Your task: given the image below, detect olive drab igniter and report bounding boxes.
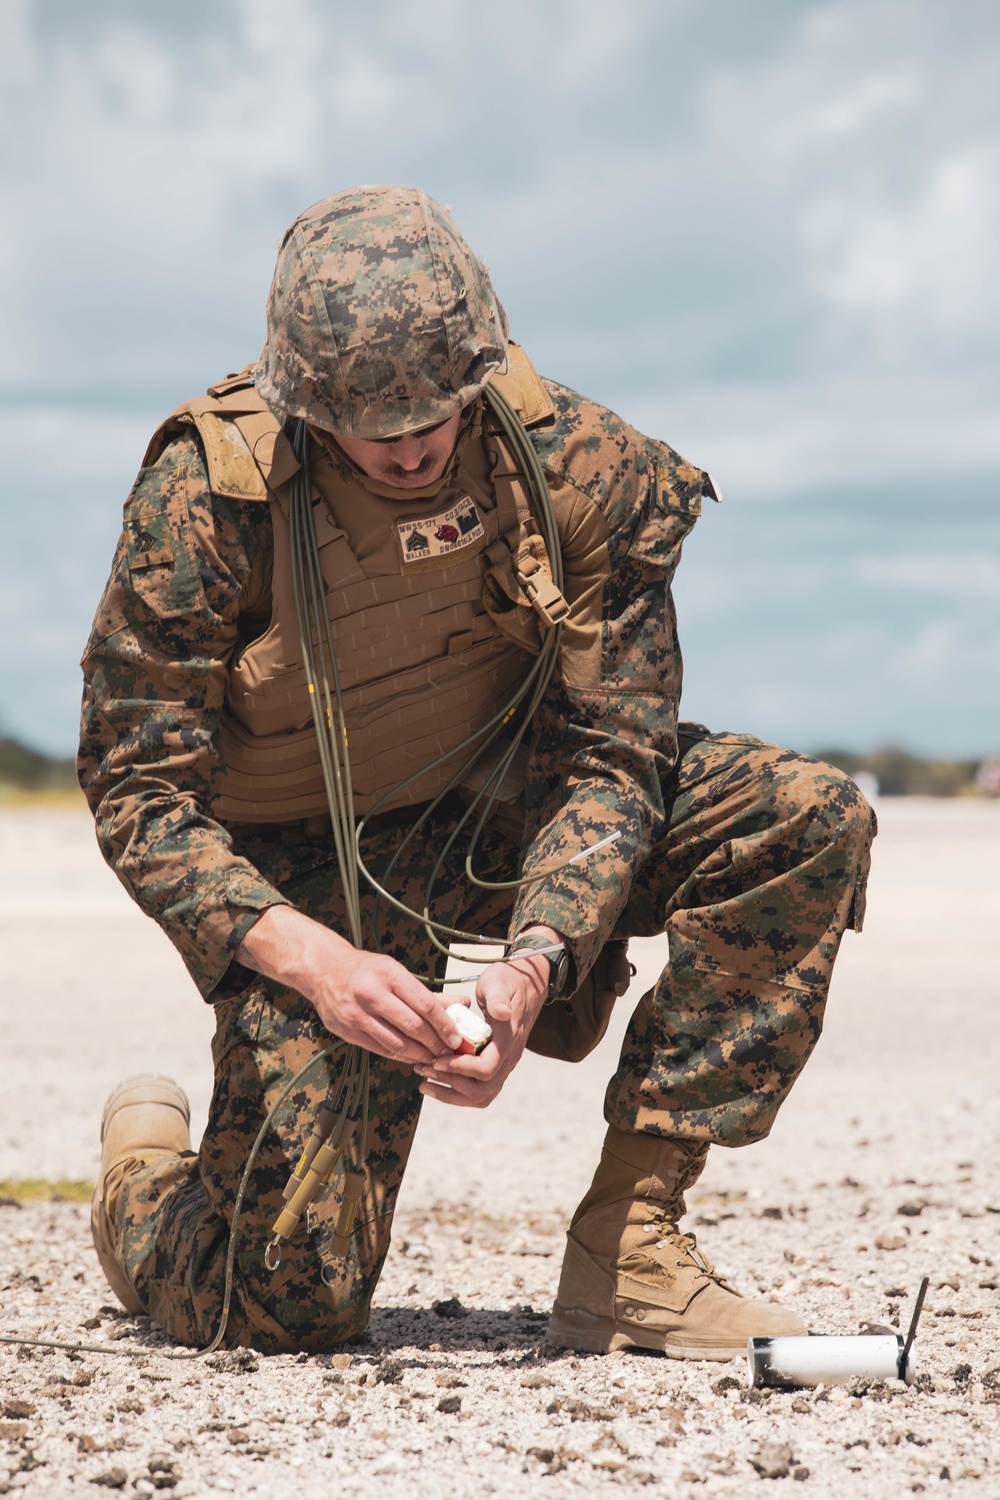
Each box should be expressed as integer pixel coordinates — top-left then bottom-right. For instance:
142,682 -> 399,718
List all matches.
265,1052 -> 370,1273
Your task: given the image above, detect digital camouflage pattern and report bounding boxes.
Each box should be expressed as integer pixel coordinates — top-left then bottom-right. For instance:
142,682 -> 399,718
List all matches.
81,370 -> 874,1349
256,186 -> 509,440
109,730 -> 872,1350
79,379 -> 708,997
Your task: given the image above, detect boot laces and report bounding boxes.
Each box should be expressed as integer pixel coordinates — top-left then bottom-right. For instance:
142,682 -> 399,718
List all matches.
645,1210 -> 725,1282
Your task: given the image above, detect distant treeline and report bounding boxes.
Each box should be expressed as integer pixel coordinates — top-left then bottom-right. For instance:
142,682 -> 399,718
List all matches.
815,745 -> 992,797
0,737 -> 78,792
0,734 -> 996,799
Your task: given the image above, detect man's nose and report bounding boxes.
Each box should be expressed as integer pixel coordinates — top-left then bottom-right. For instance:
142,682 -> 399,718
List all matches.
392,435 -> 428,470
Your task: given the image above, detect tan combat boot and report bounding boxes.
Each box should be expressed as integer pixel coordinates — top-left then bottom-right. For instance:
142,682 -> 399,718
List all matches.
547,1127 -> 806,1360
90,1074 -> 191,1314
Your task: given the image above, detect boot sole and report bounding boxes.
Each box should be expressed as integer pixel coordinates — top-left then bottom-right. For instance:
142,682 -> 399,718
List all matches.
100,1073 -> 191,1143
547,1302 -> 745,1361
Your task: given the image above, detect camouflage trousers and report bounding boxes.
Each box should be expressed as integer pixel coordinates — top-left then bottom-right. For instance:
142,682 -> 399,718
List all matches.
113,726 -> 874,1351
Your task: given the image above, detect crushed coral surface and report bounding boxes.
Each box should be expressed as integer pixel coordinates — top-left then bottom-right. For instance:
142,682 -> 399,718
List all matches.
1,800 -> 999,1497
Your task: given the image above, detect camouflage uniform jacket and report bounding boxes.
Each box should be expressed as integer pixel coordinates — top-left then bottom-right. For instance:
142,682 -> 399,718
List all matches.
78,379 -> 714,998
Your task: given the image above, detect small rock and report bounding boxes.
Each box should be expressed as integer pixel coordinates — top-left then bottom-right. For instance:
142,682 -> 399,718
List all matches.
0,1421 -> 28,1440
897,1201 -> 925,1217
793,1467 -> 810,1481
711,1376 -> 741,1396
371,1452 -> 406,1474
432,1297 -> 467,1320
3,1402 -> 35,1419
81,1316 -> 103,1330
90,1470 -> 128,1490
227,1428 -> 249,1445
207,1348 -> 258,1374
437,1395 -> 462,1414
331,1353 -> 353,1370
375,1359 -> 404,1385
751,1443 -> 794,1480
434,1372 -> 466,1388
521,1372 -> 552,1388
761,1206 -> 784,1220
875,1234 -> 907,1252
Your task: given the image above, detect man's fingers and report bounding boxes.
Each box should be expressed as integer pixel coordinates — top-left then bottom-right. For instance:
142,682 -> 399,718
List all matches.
375,994 -> 454,1058
355,1017 -> 440,1066
417,1039 -> 502,1081
388,967 -> 463,1049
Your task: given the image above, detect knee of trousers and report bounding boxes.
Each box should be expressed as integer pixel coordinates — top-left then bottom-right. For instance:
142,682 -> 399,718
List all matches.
771,756 -> 875,856
226,1228 -> 387,1354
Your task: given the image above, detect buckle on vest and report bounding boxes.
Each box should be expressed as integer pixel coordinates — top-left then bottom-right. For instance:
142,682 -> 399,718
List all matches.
516,552 -> 570,628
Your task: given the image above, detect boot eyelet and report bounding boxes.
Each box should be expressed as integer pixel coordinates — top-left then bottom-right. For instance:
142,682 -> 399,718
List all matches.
623,1304 -> 636,1318
635,1309 -> 646,1321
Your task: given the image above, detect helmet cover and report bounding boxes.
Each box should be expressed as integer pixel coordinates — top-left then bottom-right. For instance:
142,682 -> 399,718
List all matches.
255,185 -> 509,439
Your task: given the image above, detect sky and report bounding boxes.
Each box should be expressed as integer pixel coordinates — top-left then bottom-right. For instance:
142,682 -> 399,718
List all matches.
1,0 -> 997,758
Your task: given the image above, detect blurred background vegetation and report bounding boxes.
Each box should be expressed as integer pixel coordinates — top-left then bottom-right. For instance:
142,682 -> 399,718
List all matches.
1,732 -> 996,802
0,735 -> 79,800
815,746 -> 994,798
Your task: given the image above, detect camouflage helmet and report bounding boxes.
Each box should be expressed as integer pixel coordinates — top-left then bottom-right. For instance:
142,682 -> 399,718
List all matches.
255,185 -> 509,440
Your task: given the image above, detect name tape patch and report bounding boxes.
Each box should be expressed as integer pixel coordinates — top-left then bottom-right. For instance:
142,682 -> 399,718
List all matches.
396,496 -> 485,563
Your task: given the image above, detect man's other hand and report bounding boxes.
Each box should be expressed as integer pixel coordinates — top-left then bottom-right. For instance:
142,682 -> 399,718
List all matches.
413,926 -> 559,1108
237,905 -> 462,1065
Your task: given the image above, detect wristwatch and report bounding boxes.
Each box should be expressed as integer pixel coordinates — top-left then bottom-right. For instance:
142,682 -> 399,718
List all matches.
507,931 -> 571,1000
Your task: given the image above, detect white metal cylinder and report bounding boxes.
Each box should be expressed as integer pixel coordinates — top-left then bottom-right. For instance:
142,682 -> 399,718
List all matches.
747,1334 -> 914,1389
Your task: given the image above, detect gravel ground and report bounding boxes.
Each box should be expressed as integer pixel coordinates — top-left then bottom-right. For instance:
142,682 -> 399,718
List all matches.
1,797 -> 999,1498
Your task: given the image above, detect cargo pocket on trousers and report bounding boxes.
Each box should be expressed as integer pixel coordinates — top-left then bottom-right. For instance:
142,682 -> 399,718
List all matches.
211,986 -> 268,1070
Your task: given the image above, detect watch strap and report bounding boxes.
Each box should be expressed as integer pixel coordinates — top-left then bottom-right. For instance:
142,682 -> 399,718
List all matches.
507,933 -> 570,999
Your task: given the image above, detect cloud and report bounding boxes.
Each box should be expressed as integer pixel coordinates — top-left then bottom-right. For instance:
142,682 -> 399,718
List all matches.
1,0 -> 997,755
855,553 -> 1000,599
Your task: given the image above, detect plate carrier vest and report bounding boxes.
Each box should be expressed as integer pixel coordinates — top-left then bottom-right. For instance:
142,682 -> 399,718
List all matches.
143,345 -> 565,824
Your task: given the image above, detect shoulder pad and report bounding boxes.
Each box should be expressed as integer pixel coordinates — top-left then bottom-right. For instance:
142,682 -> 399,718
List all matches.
489,341 -> 555,427
141,373 -> 297,502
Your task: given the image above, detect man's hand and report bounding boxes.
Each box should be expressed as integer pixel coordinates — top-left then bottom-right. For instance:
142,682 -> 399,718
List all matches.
414,925 -> 561,1109
237,905 -> 463,1066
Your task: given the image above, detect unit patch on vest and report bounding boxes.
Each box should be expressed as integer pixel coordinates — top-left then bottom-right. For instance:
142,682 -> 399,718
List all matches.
395,497 -> 485,567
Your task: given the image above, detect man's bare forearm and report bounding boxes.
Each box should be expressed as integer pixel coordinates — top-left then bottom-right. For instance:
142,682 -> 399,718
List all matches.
236,904 -> 354,1003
